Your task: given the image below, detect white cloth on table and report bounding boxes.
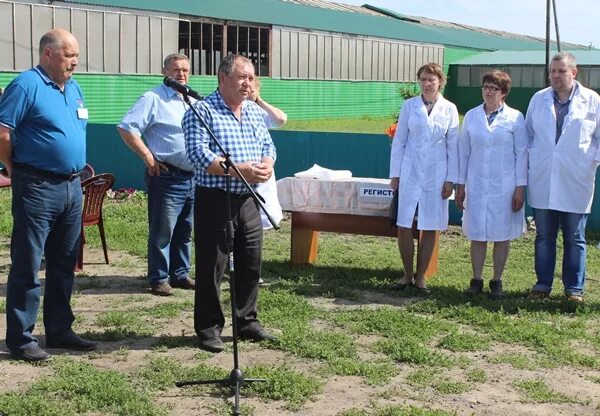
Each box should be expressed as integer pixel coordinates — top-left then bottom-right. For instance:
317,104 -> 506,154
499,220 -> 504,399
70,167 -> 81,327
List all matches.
294,164 -> 352,181
277,176 -> 393,217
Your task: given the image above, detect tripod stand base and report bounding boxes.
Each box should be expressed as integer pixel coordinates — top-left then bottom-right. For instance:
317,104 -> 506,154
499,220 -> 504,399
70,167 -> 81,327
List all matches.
176,367 -> 267,416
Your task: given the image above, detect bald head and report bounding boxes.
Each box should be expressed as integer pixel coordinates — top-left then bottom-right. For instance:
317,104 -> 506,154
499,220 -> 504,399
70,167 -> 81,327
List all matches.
38,29 -> 80,89
39,29 -> 75,57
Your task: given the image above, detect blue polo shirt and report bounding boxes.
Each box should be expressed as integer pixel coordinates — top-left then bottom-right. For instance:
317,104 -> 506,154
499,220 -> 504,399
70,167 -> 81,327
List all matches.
0,65 -> 86,174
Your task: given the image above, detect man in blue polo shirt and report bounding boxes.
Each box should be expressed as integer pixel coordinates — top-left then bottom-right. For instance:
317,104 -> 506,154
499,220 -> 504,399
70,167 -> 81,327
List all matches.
0,28 -> 97,362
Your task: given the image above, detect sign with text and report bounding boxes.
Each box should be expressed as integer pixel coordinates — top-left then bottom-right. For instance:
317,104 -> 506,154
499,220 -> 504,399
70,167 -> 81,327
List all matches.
358,186 -> 394,204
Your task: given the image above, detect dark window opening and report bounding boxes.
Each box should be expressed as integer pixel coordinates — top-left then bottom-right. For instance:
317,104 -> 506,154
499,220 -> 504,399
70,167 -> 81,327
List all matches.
181,21 -> 269,76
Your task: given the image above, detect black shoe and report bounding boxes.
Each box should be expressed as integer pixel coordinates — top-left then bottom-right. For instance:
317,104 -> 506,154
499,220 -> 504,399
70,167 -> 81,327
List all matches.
238,325 -> 277,342
46,331 -> 97,351
170,277 -> 195,290
465,278 -> 484,296
489,280 -> 504,300
415,286 -> 431,295
10,344 -> 51,362
198,336 -> 224,353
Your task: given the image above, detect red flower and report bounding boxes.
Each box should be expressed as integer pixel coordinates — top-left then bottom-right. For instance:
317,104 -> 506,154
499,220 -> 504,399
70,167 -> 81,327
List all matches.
385,123 -> 397,139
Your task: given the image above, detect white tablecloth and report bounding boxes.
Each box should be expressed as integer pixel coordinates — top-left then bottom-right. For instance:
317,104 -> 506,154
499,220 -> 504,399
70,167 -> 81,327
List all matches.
276,177 -> 393,217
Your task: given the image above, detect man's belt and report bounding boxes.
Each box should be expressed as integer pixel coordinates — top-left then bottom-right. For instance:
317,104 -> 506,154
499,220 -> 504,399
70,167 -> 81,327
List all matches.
160,161 -> 194,176
13,162 -> 85,181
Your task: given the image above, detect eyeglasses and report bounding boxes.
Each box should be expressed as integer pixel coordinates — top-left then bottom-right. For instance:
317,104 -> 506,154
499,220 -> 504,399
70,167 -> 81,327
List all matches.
481,85 -> 501,92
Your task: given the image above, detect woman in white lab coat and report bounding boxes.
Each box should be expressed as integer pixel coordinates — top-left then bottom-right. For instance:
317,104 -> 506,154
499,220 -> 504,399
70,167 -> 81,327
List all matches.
455,70 -> 527,299
389,63 -> 459,292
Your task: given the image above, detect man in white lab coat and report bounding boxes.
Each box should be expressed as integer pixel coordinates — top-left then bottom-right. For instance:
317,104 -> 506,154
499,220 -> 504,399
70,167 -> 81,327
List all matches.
526,52 -> 600,302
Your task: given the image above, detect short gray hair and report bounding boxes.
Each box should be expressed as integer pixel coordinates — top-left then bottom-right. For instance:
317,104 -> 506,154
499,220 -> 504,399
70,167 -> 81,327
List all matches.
552,52 -> 577,70
218,54 -> 252,76
163,53 -> 189,70
39,31 -> 64,56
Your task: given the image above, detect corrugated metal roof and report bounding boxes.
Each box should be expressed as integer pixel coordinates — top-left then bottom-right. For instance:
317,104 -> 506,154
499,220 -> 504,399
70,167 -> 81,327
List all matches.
284,0 -> 383,16
60,0 -> 573,51
287,0 -> 585,50
453,50 -> 600,65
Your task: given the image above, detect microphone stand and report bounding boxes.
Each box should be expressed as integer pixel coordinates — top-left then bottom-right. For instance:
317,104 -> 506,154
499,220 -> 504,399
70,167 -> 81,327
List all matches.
175,91 -> 278,416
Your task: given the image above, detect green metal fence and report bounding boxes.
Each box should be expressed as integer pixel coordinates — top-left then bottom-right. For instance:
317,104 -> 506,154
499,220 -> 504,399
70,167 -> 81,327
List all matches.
0,72 -> 408,122
86,124 -> 392,189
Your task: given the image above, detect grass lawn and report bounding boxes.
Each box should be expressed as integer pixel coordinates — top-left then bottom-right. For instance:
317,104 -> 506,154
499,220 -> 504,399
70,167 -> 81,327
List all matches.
0,187 -> 599,415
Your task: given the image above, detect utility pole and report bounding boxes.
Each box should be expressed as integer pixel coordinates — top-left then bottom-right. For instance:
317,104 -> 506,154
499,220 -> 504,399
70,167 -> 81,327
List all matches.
545,0 -> 551,86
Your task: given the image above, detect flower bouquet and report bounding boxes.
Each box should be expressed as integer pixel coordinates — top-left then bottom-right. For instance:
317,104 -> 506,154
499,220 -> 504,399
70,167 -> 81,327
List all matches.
385,122 -> 397,140
107,187 -> 136,202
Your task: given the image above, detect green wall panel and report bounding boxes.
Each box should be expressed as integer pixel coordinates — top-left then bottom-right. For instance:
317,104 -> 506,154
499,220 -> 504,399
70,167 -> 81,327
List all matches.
0,73 -> 18,89
2,71 -> 412,122
442,47 -> 484,73
255,78 -> 410,120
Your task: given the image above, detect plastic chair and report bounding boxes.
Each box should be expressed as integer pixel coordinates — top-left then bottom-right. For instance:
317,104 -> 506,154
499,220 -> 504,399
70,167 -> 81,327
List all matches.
0,167 -> 10,188
80,163 -> 95,183
0,175 -> 10,188
76,173 -> 115,271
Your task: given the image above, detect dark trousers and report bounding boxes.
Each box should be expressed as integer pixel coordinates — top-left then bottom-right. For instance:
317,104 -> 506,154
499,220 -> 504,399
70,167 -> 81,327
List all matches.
193,186 -> 263,340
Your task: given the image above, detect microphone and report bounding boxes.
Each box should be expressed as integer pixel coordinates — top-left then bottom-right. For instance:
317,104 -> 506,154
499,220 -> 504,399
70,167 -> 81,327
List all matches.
163,77 -> 203,101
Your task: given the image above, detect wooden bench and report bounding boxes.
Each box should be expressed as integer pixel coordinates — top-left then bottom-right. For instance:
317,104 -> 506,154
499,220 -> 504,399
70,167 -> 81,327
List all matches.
289,211 -> 439,278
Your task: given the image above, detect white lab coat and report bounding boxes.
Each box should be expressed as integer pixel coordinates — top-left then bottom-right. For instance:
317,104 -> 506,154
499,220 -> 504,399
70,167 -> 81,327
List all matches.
526,82 -> 600,214
389,95 -> 459,230
458,104 -> 527,241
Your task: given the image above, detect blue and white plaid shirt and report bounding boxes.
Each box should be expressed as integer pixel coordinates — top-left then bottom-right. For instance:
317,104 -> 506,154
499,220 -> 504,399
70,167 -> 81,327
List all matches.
183,90 -> 276,194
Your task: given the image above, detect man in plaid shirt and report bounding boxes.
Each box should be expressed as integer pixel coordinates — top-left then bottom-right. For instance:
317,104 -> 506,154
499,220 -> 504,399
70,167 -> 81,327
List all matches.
182,54 -> 277,353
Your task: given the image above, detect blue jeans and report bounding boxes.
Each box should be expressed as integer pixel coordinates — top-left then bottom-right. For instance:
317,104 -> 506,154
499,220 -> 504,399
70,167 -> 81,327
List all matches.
145,169 -> 194,287
5,167 -> 82,353
533,208 -> 587,296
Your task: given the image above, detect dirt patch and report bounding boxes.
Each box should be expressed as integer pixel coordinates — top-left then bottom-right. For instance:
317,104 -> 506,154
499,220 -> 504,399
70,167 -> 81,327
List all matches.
1,244 -> 600,415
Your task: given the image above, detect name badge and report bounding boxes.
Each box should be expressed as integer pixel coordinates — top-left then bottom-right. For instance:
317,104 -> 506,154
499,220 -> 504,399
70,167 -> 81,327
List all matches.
77,108 -> 89,119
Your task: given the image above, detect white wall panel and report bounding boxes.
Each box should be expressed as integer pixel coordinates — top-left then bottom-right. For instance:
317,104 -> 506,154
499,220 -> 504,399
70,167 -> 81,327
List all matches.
0,2 -> 14,70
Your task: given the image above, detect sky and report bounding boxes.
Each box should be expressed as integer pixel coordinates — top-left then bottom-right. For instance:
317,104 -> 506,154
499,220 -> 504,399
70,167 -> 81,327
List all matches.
340,0 -> 599,49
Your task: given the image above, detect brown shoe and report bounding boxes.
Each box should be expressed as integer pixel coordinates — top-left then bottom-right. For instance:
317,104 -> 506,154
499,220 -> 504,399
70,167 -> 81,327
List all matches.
527,290 -> 550,301
170,277 -> 195,290
566,294 -> 584,303
151,282 -> 174,296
